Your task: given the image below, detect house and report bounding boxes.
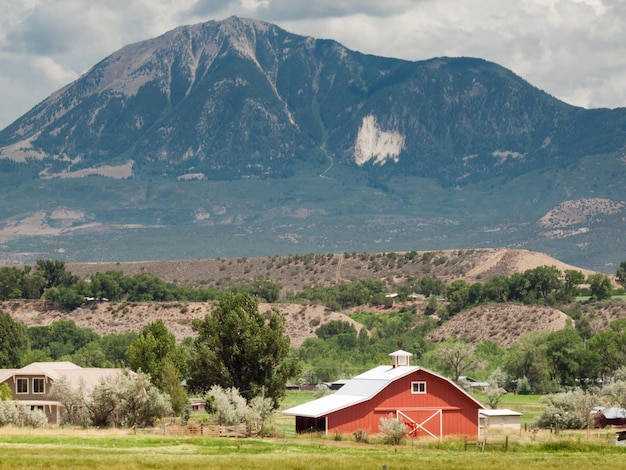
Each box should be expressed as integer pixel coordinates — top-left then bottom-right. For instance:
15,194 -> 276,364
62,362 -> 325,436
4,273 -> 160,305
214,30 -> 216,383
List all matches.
594,407 -> 626,429
0,362 -> 127,425
189,398 -> 206,412
283,350 -> 485,439
479,409 -> 522,432
459,376 -> 490,390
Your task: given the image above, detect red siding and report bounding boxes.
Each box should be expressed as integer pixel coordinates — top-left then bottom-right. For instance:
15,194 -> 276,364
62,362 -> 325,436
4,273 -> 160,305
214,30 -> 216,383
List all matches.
325,370 -> 480,437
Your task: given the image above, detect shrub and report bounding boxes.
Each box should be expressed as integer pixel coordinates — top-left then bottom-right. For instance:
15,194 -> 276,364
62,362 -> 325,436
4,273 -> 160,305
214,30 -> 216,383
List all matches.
16,405 -> 48,428
378,414 -> 407,445
0,400 -> 18,426
353,428 -> 369,443
49,376 -> 91,427
90,371 -> 172,428
205,385 -> 247,425
313,383 -> 332,399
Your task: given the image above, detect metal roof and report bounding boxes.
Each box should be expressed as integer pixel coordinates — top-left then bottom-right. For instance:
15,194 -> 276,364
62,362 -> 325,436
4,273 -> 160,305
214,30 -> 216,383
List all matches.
283,364 -> 484,418
601,407 -> 626,420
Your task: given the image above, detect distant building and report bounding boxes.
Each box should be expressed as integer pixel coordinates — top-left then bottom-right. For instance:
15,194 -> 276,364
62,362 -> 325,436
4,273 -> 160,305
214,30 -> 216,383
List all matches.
594,407 -> 626,429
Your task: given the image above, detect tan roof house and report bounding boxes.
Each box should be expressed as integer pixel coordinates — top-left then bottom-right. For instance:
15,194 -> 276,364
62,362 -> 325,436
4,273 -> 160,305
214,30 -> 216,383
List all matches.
0,362 -> 127,425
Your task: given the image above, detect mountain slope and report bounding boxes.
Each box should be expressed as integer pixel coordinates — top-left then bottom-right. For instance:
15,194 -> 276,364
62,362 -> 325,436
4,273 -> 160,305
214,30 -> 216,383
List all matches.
0,17 -> 625,270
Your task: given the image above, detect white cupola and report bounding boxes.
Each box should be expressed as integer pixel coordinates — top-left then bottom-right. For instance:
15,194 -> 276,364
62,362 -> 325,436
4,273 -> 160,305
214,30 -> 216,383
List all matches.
389,349 -> 412,368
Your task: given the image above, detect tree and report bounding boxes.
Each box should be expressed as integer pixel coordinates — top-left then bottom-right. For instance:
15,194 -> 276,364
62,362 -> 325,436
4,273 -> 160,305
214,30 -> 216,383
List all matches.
587,273 -> 613,301
0,310 -> 30,368
504,331 -> 553,394
28,319 -> 99,360
126,320 -> 177,388
0,383 -> 12,401
545,327 -> 584,387
316,320 -> 357,339
562,269 -> 585,301
446,280 -> 470,316
160,358 -> 188,417
616,261 -> 626,289
188,292 -> 301,407
44,286 -> 84,311
0,267 -> 25,300
524,266 -> 563,303
483,275 -> 509,302
430,339 -> 480,382
483,384 -> 507,409
35,259 -> 78,289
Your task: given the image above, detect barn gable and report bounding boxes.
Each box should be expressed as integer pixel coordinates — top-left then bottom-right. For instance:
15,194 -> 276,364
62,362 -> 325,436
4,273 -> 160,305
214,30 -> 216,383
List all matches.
284,350 -> 484,439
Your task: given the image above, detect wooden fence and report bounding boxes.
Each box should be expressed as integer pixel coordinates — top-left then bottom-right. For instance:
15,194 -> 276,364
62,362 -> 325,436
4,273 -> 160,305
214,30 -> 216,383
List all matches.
164,422 -> 256,437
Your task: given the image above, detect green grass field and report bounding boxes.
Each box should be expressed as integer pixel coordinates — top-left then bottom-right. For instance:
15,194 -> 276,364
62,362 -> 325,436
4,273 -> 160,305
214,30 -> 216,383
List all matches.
0,426 -> 624,470
1,392 -> 624,469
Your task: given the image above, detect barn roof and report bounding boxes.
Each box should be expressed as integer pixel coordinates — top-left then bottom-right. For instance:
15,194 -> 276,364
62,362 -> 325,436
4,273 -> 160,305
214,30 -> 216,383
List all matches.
600,407 -> 626,420
283,364 -> 484,418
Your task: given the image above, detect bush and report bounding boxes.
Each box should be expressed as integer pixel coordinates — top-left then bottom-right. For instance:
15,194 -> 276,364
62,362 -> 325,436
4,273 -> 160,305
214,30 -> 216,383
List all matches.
378,414 -> 407,445
0,400 -> 18,426
16,406 -> 48,428
353,428 -> 369,443
90,371 -> 172,428
535,390 -> 593,429
205,385 -> 247,425
0,402 -> 48,428
313,383 -> 332,399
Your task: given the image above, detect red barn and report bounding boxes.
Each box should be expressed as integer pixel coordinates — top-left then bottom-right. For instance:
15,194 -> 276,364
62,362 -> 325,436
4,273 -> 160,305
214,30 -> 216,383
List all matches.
283,350 -> 484,439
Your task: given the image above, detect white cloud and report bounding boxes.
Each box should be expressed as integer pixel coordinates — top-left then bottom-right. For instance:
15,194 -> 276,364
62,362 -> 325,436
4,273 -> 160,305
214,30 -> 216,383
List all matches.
1,0 -> 625,130
32,56 -> 78,83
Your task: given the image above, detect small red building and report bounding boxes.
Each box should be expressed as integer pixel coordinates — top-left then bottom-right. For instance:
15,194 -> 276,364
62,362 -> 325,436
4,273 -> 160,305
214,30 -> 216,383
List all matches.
283,350 -> 484,439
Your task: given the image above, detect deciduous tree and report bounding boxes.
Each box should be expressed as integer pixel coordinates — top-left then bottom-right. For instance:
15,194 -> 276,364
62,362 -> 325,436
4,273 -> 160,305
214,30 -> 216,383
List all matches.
188,292 -> 300,407
0,310 -> 29,368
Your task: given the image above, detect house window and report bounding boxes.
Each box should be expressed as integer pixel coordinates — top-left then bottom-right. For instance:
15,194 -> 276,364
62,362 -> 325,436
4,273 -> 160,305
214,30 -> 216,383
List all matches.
411,381 -> 426,394
33,378 -> 45,394
17,378 -> 28,394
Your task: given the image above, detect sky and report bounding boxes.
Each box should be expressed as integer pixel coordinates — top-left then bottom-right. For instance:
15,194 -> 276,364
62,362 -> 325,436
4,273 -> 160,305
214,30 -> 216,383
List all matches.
1,0 -> 625,131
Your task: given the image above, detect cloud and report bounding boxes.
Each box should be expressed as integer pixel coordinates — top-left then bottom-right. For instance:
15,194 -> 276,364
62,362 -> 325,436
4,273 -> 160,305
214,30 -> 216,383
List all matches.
189,0 -> 420,20
32,56 -> 78,83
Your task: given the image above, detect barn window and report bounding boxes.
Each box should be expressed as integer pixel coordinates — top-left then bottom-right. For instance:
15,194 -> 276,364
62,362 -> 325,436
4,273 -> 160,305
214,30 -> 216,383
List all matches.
33,378 -> 45,394
411,381 -> 426,394
17,378 -> 28,394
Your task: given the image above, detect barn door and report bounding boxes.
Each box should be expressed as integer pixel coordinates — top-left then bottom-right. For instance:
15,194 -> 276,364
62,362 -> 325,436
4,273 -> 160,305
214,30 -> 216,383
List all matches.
396,409 -> 442,440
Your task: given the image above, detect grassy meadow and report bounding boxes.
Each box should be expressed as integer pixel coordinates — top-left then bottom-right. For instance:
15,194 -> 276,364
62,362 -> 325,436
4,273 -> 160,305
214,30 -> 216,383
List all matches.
0,425 -> 624,470
1,391 -> 624,469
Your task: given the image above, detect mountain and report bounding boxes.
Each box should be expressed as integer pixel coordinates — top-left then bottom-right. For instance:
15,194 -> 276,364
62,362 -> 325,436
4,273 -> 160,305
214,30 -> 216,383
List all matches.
0,16 -> 625,271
